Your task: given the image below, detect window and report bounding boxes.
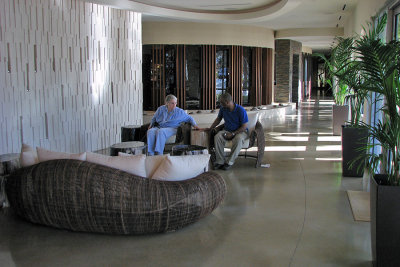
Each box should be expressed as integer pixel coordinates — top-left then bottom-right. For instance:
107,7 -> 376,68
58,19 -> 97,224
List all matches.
164,45 -> 176,96
185,45 -> 201,110
242,47 -> 252,106
394,5 -> 400,40
216,47 -> 229,100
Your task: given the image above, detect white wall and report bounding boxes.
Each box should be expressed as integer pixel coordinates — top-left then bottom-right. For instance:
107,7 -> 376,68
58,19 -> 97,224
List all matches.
344,0 -> 388,36
143,21 -> 275,48
0,0 -> 142,154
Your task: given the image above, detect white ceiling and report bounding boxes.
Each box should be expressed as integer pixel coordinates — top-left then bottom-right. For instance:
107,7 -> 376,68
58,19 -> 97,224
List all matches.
95,0 -> 360,52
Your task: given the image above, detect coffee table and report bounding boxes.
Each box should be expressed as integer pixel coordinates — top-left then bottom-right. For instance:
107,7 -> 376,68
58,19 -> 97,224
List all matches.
110,141 -> 147,156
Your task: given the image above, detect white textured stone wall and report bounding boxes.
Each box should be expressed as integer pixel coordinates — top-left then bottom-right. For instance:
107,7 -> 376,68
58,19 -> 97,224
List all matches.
0,0 -> 142,154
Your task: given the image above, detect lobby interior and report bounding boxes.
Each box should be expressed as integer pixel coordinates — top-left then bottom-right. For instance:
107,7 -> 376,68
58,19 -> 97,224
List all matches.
1,0 -> 399,266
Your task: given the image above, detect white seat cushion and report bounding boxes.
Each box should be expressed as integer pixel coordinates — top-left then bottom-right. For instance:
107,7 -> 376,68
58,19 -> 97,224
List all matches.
247,111 -> 259,133
20,144 -> 39,167
37,147 -> 87,162
87,152 -> 147,177
165,135 -> 176,144
151,154 -> 210,181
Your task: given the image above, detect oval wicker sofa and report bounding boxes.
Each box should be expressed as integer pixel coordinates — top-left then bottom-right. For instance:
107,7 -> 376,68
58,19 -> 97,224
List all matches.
6,159 -> 226,235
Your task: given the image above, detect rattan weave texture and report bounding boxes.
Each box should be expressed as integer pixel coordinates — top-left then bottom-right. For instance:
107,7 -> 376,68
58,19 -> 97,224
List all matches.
6,159 -> 226,234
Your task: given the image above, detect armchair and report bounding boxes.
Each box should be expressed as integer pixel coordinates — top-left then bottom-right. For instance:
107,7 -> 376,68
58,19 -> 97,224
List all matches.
209,112 -> 265,168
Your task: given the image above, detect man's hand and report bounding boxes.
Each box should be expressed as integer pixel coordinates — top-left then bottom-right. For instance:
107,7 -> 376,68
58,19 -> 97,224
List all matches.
223,132 -> 235,140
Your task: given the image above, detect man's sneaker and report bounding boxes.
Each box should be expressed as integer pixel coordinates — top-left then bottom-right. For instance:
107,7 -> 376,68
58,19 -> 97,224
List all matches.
222,163 -> 232,170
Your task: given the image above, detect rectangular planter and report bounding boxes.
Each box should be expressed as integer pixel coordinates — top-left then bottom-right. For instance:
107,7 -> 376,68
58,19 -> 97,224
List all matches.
332,105 -> 349,135
371,175 -> 400,266
342,126 -> 368,177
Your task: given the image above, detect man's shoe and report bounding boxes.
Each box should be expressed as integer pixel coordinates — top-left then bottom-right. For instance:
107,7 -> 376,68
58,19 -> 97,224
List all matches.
222,163 -> 232,170
213,163 -> 224,170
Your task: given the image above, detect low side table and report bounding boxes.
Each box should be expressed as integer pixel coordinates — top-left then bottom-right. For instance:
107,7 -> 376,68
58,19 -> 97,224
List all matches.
121,125 -> 142,142
1,153 -> 20,208
110,141 -> 147,156
171,145 -> 208,156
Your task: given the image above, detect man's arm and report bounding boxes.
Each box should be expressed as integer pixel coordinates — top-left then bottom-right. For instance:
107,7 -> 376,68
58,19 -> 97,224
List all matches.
149,107 -> 162,129
233,123 -> 248,135
206,117 -> 223,131
224,122 -> 248,139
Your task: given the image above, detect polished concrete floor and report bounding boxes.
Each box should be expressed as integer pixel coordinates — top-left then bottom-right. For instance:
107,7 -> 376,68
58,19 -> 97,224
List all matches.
0,97 -> 371,267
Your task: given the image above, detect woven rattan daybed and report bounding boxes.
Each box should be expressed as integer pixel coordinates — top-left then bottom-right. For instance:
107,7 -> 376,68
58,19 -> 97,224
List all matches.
6,159 -> 226,234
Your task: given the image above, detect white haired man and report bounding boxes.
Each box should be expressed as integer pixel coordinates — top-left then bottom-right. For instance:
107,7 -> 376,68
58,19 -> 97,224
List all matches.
147,95 -> 200,156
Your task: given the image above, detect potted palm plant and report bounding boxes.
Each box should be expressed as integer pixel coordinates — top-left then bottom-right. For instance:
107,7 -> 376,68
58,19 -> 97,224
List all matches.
317,42 -> 350,136
318,36 -> 369,176
352,14 -> 400,266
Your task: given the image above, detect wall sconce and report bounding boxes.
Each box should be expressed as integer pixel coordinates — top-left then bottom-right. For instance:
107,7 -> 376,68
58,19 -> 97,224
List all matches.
151,63 -> 163,81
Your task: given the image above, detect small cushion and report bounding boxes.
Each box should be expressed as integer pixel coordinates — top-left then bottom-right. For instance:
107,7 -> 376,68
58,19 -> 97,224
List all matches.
20,144 -> 39,167
118,153 -> 169,178
87,152 -> 146,177
247,111 -> 259,133
144,154 -> 168,178
36,147 -> 86,162
151,154 -> 210,181
165,135 -> 176,144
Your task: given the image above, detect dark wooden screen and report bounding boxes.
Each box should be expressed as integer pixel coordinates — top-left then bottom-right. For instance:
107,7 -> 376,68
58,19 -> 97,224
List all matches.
230,46 -> 243,105
176,45 -> 186,108
251,47 -> 262,106
151,45 -> 165,109
262,48 -> 273,105
201,45 -> 216,110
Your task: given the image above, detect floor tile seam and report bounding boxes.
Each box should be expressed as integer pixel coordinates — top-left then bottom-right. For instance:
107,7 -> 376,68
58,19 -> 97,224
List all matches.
288,160 -> 308,267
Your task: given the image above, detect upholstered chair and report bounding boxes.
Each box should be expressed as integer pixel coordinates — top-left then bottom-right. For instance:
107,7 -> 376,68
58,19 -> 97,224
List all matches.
209,112 -> 265,167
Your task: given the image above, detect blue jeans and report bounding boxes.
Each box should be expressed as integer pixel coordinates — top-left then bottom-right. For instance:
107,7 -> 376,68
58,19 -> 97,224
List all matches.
147,127 -> 177,155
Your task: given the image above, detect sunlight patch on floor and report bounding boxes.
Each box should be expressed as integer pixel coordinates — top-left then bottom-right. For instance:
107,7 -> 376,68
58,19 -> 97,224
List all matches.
264,146 -> 307,152
317,136 -> 341,142
316,145 -> 342,151
315,157 -> 342,161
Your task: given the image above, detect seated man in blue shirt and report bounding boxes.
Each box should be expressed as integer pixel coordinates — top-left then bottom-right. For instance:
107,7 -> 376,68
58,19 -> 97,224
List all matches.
207,93 -> 249,170
147,95 -> 200,156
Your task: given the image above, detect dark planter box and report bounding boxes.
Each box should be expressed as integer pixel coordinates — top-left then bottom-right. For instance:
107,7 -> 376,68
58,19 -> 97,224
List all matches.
371,175 -> 400,267
342,126 -> 368,177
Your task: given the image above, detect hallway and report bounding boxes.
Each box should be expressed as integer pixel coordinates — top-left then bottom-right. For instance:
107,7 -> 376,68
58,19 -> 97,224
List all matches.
0,97 -> 371,267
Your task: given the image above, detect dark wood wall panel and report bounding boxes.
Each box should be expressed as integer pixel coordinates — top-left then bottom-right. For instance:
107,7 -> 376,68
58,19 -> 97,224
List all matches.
201,45 -> 216,110
146,44 -> 275,110
176,45 -> 186,108
262,48 -> 273,105
230,46 -> 243,105
252,47 -> 262,106
151,45 -> 165,109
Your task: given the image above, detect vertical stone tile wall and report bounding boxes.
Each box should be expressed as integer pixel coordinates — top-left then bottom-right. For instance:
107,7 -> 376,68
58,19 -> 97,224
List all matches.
0,0 -> 142,154
275,39 -> 291,102
291,41 -> 302,104
275,39 -> 302,103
